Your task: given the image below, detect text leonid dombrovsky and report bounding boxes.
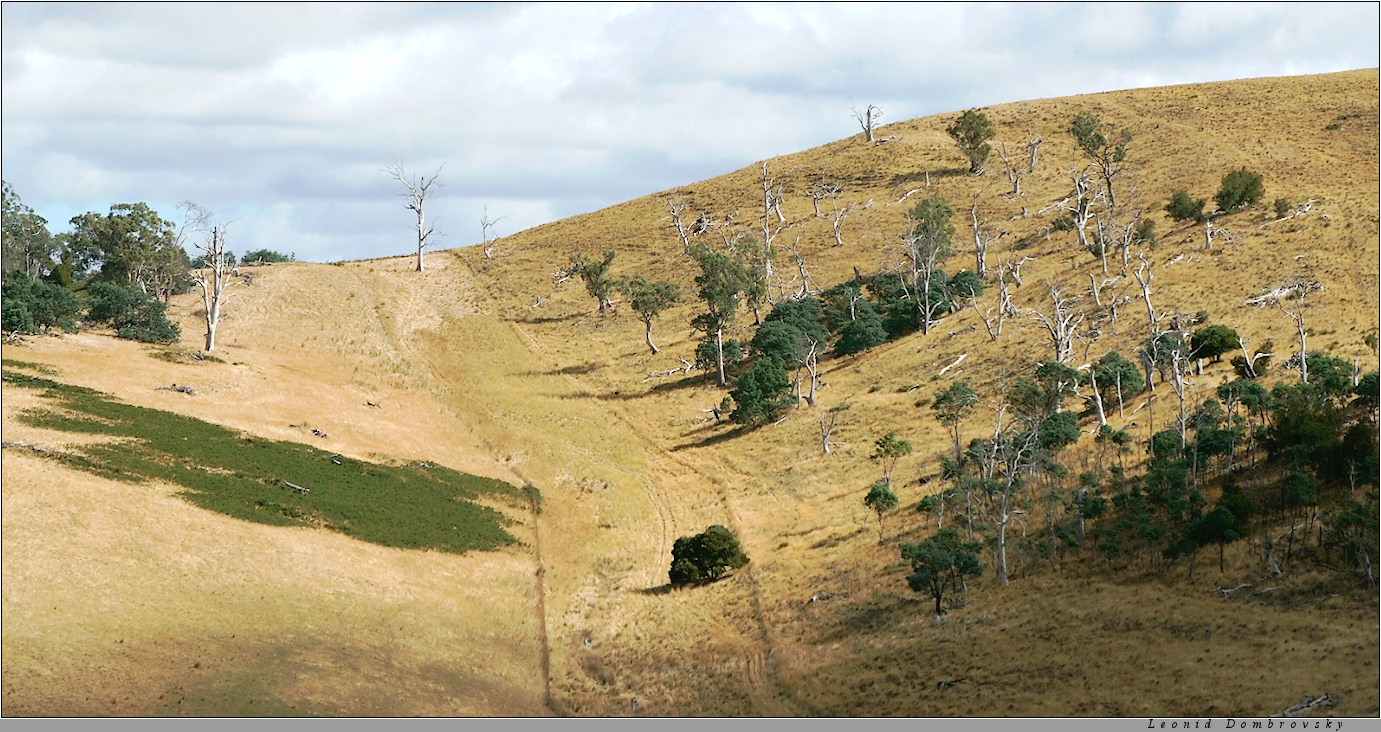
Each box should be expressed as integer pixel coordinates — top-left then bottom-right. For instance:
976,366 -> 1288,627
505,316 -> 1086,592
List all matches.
1147,721 -> 1344,729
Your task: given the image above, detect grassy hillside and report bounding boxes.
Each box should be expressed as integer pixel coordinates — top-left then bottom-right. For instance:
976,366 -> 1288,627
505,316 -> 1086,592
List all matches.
3,69 -> 1377,717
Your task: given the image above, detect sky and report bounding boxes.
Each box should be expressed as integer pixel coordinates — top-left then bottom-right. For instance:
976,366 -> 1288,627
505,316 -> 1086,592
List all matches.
2,2 -> 1378,264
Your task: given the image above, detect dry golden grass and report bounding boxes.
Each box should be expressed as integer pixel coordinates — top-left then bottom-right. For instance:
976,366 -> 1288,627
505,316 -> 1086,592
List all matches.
3,69 -> 1377,717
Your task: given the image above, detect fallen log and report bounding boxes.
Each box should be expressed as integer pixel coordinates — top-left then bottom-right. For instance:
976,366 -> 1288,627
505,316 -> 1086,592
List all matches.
1272,694 -> 1335,718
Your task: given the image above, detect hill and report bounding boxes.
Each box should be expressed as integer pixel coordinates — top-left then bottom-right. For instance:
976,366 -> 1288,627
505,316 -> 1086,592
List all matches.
2,69 -> 1378,717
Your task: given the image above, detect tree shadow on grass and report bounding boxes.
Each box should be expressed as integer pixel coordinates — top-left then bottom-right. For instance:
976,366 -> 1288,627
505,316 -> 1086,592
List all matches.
889,168 -> 969,187
671,423 -> 752,451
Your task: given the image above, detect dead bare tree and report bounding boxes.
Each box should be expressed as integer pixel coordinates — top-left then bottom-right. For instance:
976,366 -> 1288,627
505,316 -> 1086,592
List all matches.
383,162 -> 444,272
808,174 -> 843,217
1028,281 -> 1084,364
997,142 -> 1022,196
480,206 -> 506,259
829,200 -> 859,248
970,265 -> 1016,341
1275,275 -> 1321,384
852,104 -> 882,144
666,198 -> 696,255
1066,170 -> 1098,253
969,183 -> 1003,278
1132,253 -> 1158,331
1026,122 -> 1043,174
788,240 -> 821,297
189,217 -> 235,353
820,403 -> 850,455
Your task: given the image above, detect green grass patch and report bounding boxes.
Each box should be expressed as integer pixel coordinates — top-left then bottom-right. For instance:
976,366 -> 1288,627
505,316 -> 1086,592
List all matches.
3,368 -> 523,553
1,358 -> 58,375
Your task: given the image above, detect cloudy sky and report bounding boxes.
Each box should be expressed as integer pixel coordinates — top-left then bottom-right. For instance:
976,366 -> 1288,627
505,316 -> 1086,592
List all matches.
3,2 -> 1377,263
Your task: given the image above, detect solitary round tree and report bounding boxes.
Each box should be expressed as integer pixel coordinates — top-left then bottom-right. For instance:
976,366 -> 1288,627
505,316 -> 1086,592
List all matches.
946,109 -> 997,174
1215,168 -> 1265,213
669,525 -> 750,586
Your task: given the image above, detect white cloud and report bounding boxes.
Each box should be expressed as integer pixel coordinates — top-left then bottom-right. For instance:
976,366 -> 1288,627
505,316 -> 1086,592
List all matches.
2,2 -> 1376,263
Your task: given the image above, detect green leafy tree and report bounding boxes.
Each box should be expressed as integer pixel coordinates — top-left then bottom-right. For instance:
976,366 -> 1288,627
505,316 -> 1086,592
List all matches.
564,249 -> 619,315
901,528 -> 984,615
863,479 -> 900,543
946,109 -> 997,174
0,270 -> 80,334
833,299 -> 887,355
1190,324 -> 1240,363
669,525 -> 749,586
84,281 -> 181,344
932,381 -> 979,460
1166,190 -> 1208,223
904,195 -> 956,334
690,245 -> 751,387
1215,167 -> 1265,213
730,354 -> 793,425
871,431 -> 913,484
1069,113 -> 1132,207
621,275 -> 680,354
947,269 -> 984,302
1091,351 -> 1145,417
66,202 -> 190,300
239,249 -> 294,265
2,181 -> 56,280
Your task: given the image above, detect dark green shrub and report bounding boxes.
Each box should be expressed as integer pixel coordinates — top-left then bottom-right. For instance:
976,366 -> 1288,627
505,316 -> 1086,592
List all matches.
1166,190 -> 1207,223
695,338 -> 742,373
1190,324 -> 1239,363
1,271 -> 80,334
1274,198 -> 1292,219
84,281 -> 180,344
669,525 -> 749,586
948,269 -> 984,301
730,354 -> 793,425
834,300 -> 887,355
239,249 -> 294,264
1215,168 -> 1265,213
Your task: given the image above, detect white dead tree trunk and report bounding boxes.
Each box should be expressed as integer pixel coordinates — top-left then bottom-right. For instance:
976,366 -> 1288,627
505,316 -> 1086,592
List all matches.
809,176 -> 842,217
829,201 -> 857,248
789,241 -> 821,297
970,266 -> 1016,341
1067,171 -> 1098,253
384,162 -> 443,272
970,183 -> 1002,278
1132,253 -> 1158,331
1276,277 -> 1320,384
1026,123 -> 1043,174
1028,281 -> 1084,364
192,222 -> 234,353
666,198 -> 696,255
820,403 -> 849,455
998,142 -> 1022,196
852,104 -> 882,143
480,207 -> 505,259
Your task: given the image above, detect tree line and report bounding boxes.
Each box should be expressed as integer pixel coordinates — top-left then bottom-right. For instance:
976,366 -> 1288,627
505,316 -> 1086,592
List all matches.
2,182 -> 292,349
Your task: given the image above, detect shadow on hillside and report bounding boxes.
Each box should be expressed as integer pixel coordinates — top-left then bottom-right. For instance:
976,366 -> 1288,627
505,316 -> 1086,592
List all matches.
558,389 -> 643,402
521,362 -> 604,377
671,423 -> 752,451
813,596 -> 917,643
639,584 -> 674,596
647,374 -> 709,394
515,314 -> 582,325
889,168 -> 968,187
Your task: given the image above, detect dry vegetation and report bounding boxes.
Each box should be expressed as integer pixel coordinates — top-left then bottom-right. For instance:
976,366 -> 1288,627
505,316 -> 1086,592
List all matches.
3,69 -> 1378,717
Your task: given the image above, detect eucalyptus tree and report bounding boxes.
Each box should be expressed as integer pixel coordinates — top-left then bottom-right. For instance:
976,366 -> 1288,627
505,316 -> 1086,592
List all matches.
622,275 -> 680,354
